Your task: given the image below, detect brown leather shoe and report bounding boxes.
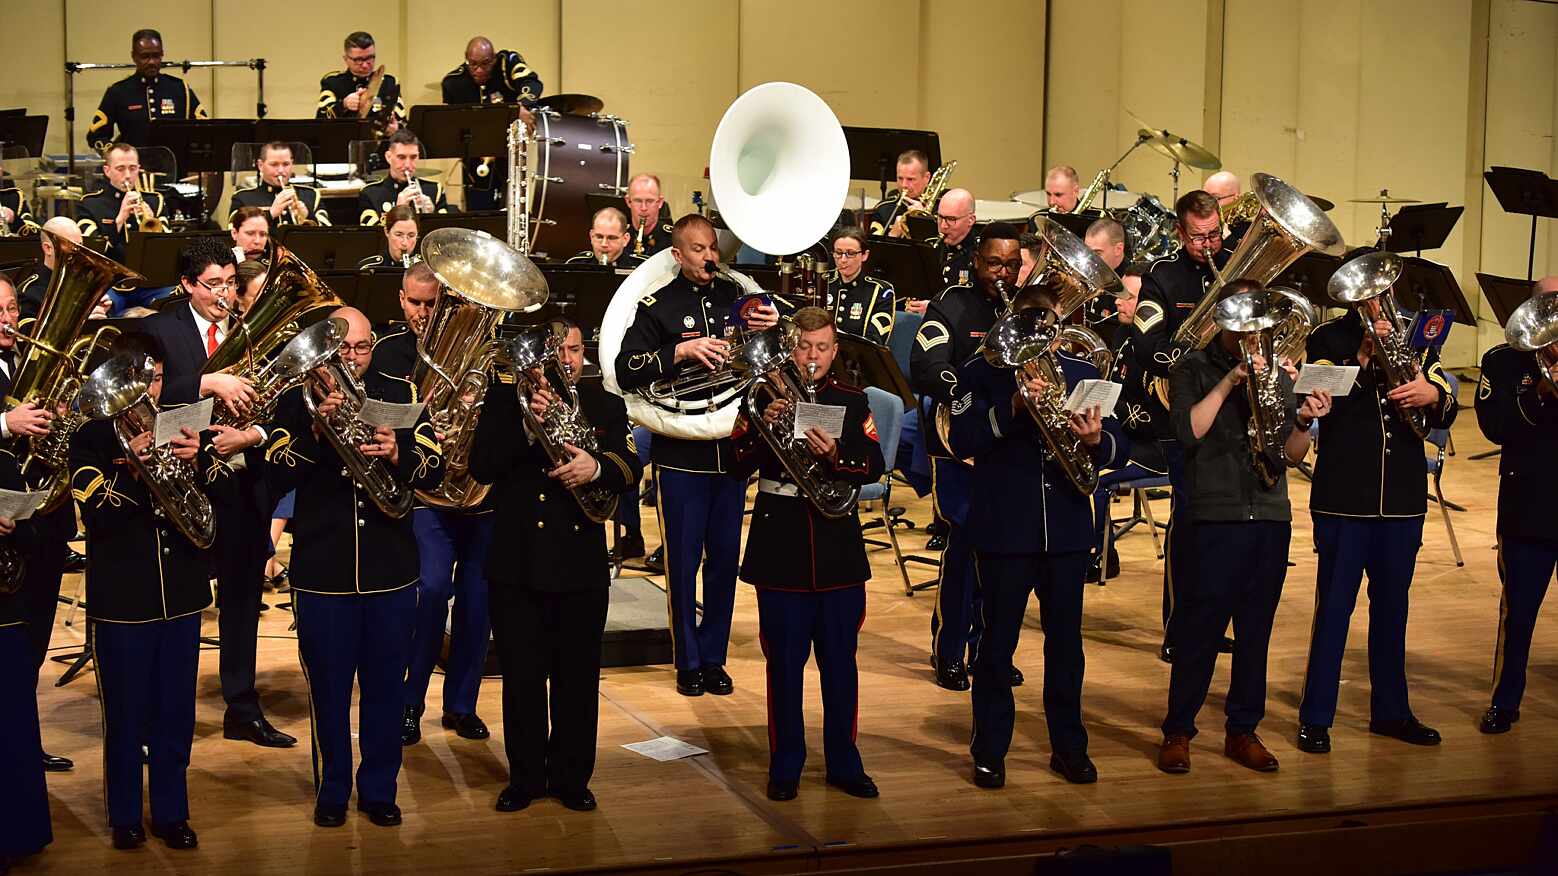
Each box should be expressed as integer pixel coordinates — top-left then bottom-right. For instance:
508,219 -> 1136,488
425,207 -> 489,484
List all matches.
1224,732 -> 1279,772
1157,735 -> 1191,774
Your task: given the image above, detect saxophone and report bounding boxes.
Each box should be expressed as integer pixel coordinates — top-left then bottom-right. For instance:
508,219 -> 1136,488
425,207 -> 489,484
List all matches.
742,334 -> 861,518
1327,251 -> 1429,439
506,324 -> 619,523
76,353 -> 215,548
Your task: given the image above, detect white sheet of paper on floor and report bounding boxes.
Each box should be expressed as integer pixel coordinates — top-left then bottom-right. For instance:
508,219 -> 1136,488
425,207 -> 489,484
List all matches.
623,735 -> 709,762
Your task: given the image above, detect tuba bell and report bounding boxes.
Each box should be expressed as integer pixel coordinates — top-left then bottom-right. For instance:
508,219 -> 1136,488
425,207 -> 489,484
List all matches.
76,352 -> 215,548
415,227 -> 549,509
1213,288 -> 1313,488
1327,252 -> 1429,439
1174,173 -> 1344,353
600,81 -> 850,442
1504,290 -> 1558,391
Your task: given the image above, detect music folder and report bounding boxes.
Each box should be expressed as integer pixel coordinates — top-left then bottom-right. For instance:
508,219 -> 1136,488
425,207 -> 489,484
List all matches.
866,237 -> 942,301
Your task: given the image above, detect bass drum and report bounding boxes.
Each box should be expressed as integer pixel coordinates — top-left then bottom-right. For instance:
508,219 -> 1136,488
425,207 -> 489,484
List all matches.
1120,194 -> 1181,269
527,110 -> 633,259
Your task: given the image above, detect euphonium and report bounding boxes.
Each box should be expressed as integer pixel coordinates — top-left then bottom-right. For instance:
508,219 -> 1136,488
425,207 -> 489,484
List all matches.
1173,173 -> 1344,353
1213,289 -> 1310,489
743,331 -> 860,518
506,116 -> 531,253
1327,251 -> 1429,439
202,240 -> 343,432
297,318 -> 414,518
506,323 -> 619,523
1220,191 -> 1261,229
416,227 -> 549,509
4,229 -> 141,510
76,353 -> 215,548
1503,290 -> 1558,391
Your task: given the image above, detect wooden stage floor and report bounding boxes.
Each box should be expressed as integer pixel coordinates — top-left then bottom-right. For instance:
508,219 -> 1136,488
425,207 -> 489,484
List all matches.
20,387 -> 1558,874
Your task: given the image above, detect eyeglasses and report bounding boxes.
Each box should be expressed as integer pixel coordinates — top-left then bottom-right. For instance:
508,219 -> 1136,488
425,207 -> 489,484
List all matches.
1184,231 -> 1221,245
388,231 -> 417,242
936,214 -> 972,225
195,277 -> 237,292
831,250 -> 863,259
340,341 -> 374,355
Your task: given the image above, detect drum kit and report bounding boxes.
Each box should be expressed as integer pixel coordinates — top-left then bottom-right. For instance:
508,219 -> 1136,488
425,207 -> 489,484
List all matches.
522,92 -> 634,258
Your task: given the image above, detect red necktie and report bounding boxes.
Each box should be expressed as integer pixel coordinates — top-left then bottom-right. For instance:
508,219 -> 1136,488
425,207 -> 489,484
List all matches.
206,322 -> 220,357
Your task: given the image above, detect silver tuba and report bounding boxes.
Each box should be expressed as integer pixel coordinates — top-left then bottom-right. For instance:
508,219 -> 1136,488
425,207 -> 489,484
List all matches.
599,81 -> 850,441
76,353 -> 215,549
1505,290 -> 1558,391
297,318 -> 414,518
1327,252 -> 1429,438
742,331 -> 861,518
415,227 -> 549,509
505,323 -> 619,523
1214,289 -> 1312,488
1174,173 -> 1344,352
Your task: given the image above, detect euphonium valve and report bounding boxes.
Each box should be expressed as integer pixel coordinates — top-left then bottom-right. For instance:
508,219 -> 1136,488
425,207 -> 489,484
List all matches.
1327,252 -> 1429,439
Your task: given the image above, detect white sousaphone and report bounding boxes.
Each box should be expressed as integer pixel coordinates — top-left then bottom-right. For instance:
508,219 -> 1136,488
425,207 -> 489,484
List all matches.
598,81 -> 851,439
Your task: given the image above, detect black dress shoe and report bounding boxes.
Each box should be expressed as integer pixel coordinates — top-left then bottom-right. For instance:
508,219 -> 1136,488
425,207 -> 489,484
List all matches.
63,547 -> 87,573
935,658 -> 970,692
926,519 -> 948,537
1159,643 -> 1174,664
357,802 -> 402,827
1010,665 -> 1025,687
643,546 -> 665,573
41,752 -> 73,772
224,716 -> 297,748
1480,706 -> 1519,735
1105,546 -> 1120,579
495,786 -> 534,812
675,669 -> 704,697
554,789 -> 597,811
1049,751 -> 1098,784
1085,560 -> 1104,584
1219,636 -> 1235,654
766,779 -> 798,801
826,773 -> 879,798
1296,723 -> 1332,754
701,665 -> 734,696
313,804 -> 347,828
401,705 -> 421,746
149,820 -> 198,850
111,825 -> 146,850
972,762 -> 1005,789
926,534 -> 948,551
1370,717 -> 1442,746
611,532 -> 646,562
441,712 -> 490,740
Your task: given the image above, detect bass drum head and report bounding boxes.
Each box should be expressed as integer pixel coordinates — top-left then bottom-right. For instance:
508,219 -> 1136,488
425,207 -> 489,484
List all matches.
527,112 -> 632,260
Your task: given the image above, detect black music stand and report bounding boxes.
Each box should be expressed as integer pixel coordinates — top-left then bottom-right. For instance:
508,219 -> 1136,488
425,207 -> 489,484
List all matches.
868,237 -> 942,300
841,127 -> 942,202
147,119 -> 256,220
123,231 -> 213,287
1484,166 -> 1558,281
1037,210 -> 1102,241
1396,258 -> 1474,326
533,264 -> 630,350
1475,273 -> 1536,328
408,105 -> 516,203
0,238 -> 42,269
1384,203 -> 1463,256
418,210 -> 506,240
0,115 -> 47,157
835,334 -> 913,408
1274,251 -> 1345,307
276,226 -> 382,272
583,193 -> 632,227
255,118 -> 375,166
325,270 -> 393,321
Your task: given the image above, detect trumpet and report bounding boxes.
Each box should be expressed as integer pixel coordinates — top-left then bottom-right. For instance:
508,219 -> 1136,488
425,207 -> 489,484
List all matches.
278,171 -> 310,225
405,172 -> 432,214
633,216 -> 647,256
123,176 -> 165,233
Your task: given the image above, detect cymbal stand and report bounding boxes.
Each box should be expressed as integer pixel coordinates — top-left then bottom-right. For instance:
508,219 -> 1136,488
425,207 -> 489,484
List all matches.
1373,189 -> 1394,248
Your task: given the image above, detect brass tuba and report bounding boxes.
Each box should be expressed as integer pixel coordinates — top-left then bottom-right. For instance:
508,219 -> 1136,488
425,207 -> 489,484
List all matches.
76,352 -> 215,548
1503,290 -> 1558,391
298,318 -> 414,518
202,240 -> 343,432
4,228 -> 140,509
1173,173 -> 1344,353
505,323 -> 619,523
1327,252 -> 1429,438
742,331 -> 861,517
1213,289 -> 1313,488
415,227 -> 549,509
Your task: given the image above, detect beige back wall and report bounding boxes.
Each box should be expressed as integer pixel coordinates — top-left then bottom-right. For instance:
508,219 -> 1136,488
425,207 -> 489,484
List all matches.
5,0 -> 1555,364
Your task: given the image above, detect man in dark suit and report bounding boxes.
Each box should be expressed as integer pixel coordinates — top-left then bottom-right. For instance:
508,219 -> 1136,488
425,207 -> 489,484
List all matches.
470,318 -> 639,814
140,236 -> 295,750
0,442 -> 52,868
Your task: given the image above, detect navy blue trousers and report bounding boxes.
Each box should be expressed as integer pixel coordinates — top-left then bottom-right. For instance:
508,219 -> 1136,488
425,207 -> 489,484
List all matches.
1299,515 -> 1423,727
1163,520 -> 1290,739
655,466 -> 745,671
295,587 -> 417,808
0,625 -> 50,857
756,586 -> 866,783
21,502 -> 73,668
94,613 -> 201,829
613,426 -> 653,535
406,509 -> 494,716
1492,536 -> 1558,711
970,551 -> 1090,765
929,458 -> 979,669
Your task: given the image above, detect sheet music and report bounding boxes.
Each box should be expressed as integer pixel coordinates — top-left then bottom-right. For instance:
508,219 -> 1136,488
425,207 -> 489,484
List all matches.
357,399 -> 425,430
1062,379 -> 1122,417
0,488 -> 50,522
154,397 -> 214,446
792,402 -> 846,440
1293,364 -> 1359,397
622,736 -> 708,762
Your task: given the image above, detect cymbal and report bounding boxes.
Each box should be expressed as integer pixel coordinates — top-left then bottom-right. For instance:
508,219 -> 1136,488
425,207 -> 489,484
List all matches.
535,93 -> 605,116
1138,128 -> 1221,171
1348,189 -> 1420,205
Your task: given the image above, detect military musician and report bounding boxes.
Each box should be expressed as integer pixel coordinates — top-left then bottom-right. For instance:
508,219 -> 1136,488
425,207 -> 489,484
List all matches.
470,318 -> 640,813
17,218 -> 88,321
566,207 -> 643,269
613,214 -> 780,697
230,206 -> 270,263
0,443 -> 51,868
821,227 -> 895,346
357,129 -> 449,226
70,333 -> 208,852
933,189 -> 979,295
623,174 -> 673,257
1157,280 -> 1330,776
869,149 -> 933,238
317,31 -> 405,134
77,143 -> 167,263
1082,217 -> 1128,339
730,306 -> 884,803
229,141 -> 331,227
1042,165 -> 1082,213
256,306 -> 443,828
949,283 -> 1127,789
441,36 -> 544,211
85,29 -> 208,151
358,205 -> 421,270
0,185 -> 36,236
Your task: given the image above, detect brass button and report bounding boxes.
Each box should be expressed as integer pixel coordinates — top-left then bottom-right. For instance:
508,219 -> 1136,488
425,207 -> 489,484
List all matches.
536,520 -> 545,529
573,524 -> 580,531
162,547 -> 170,555
341,468 -> 349,477
358,518 -> 366,527
357,500 -> 365,508
538,493 -> 546,502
